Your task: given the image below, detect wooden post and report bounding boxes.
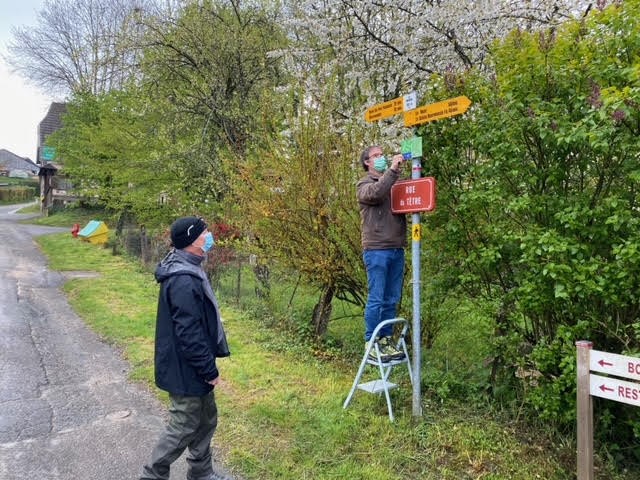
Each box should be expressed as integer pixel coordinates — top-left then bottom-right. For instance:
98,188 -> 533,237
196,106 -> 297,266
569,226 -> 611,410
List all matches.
236,255 -> 242,305
576,340 -> 594,480
140,225 -> 148,265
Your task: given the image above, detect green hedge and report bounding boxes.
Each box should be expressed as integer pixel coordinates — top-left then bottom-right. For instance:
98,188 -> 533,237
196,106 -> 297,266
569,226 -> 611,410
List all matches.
0,186 -> 37,203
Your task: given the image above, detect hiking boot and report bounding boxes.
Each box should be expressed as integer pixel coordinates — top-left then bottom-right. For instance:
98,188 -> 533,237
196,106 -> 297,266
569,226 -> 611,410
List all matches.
377,336 -> 405,361
366,339 -> 380,361
366,337 -> 404,362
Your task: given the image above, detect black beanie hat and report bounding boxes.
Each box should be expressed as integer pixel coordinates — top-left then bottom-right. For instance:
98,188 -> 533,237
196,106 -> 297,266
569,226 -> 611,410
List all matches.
170,216 -> 207,249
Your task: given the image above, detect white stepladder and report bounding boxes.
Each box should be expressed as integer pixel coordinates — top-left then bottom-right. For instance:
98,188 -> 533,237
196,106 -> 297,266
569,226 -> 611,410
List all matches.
343,318 -> 413,422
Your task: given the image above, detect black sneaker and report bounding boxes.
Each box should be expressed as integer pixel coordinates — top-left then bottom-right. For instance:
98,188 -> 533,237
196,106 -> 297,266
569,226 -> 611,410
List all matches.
187,471 -> 234,480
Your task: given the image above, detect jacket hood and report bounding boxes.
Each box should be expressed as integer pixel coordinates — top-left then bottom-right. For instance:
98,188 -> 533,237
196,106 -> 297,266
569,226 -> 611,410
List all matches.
155,249 -> 204,283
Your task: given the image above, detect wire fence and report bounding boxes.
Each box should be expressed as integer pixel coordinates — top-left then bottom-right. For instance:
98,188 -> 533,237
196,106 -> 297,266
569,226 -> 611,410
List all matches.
116,224 -> 269,305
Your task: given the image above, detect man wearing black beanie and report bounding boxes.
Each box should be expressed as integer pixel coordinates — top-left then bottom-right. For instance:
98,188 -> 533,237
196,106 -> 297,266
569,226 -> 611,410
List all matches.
169,216 -> 208,249
139,216 -> 232,480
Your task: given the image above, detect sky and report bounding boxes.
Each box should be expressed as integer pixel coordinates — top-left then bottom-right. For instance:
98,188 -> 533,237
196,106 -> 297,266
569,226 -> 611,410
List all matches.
0,0 -> 57,161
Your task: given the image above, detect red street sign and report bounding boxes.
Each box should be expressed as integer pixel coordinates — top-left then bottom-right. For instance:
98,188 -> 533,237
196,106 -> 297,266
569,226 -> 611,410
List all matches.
391,177 -> 436,214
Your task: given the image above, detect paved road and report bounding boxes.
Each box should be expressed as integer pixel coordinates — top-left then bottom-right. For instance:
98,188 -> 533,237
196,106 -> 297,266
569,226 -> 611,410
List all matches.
0,204 -> 230,479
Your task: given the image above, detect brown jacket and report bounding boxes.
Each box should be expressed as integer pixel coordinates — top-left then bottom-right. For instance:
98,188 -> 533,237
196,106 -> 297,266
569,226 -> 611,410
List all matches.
356,169 -> 407,250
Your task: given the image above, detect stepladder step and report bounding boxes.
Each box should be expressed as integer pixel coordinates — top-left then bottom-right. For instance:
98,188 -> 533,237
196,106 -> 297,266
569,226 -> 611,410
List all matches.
366,356 -> 408,367
357,380 -> 398,394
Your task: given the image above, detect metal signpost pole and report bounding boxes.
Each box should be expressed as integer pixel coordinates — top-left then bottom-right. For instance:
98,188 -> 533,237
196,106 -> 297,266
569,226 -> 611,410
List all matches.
411,155 -> 423,417
365,93 -> 470,421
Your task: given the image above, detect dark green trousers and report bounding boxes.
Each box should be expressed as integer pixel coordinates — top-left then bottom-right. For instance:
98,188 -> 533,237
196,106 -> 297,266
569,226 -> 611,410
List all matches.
140,392 -> 218,480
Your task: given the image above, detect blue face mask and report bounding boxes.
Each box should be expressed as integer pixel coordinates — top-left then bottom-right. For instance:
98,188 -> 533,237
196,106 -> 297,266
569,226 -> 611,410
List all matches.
201,232 -> 215,253
373,156 -> 388,173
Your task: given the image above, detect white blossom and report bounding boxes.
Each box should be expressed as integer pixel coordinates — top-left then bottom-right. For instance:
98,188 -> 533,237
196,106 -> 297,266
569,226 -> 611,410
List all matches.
277,0 -> 594,140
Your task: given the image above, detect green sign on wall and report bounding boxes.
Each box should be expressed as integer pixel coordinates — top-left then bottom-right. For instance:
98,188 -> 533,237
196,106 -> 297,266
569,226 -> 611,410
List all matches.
42,146 -> 56,161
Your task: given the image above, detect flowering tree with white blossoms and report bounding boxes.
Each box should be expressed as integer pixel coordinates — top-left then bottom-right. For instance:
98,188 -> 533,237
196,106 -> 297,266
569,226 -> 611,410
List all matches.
241,0 -> 601,336
280,0 -> 594,132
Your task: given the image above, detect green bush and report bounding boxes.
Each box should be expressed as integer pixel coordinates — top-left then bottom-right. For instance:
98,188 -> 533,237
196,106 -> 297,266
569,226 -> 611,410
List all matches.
420,1 -> 640,465
0,186 -> 37,203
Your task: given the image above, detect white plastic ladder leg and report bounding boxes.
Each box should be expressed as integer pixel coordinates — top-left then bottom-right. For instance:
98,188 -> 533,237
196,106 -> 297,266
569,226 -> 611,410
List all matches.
343,318 -> 413,422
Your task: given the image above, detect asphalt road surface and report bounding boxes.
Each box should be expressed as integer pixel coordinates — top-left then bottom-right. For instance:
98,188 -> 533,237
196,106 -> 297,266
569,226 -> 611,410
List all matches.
0,204 -> 231,480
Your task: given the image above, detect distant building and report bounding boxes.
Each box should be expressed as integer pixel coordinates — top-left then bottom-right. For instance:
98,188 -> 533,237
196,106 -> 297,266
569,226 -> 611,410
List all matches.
0,148 -> 39,177
36,102 -> 72,213
37,102 -> 67,164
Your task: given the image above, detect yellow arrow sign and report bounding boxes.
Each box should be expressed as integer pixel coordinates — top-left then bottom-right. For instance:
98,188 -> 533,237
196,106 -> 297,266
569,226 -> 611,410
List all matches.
403,95 -> 471,127
364,92 -> 417,122
365,97 -> 404,122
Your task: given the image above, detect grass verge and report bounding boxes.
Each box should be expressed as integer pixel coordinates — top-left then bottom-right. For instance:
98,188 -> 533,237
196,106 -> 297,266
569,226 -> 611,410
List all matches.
27,204 -> 107,228
32,231 -> 591,480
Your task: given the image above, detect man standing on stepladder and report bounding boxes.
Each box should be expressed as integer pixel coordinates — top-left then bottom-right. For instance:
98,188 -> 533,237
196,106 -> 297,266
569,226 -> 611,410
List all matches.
357,145 -> 407,362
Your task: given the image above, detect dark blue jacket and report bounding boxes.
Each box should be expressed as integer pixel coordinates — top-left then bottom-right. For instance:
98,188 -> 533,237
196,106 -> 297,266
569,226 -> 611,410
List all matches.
154,249 -> 230,396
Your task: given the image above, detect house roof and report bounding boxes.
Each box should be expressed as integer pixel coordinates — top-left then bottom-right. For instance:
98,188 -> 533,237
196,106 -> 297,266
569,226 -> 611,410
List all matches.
38,102 -> 67,164
0,149 -> 39,173
38,163 -> 58,176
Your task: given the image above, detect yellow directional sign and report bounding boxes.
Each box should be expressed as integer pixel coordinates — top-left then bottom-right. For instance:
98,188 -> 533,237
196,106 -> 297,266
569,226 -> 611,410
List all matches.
364,92 -> 417,122
365,97 -> 404,122
403,95 -> 471,127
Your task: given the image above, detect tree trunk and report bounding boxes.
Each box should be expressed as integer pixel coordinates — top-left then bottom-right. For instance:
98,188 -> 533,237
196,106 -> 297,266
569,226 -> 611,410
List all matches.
253,263 -> 270,299
140,225 -> 148,265
488,300 -> 512,397
312,285 -> 335,337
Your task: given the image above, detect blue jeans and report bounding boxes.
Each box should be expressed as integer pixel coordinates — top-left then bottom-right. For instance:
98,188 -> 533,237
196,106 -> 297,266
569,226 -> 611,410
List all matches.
363,248 -> 405,341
